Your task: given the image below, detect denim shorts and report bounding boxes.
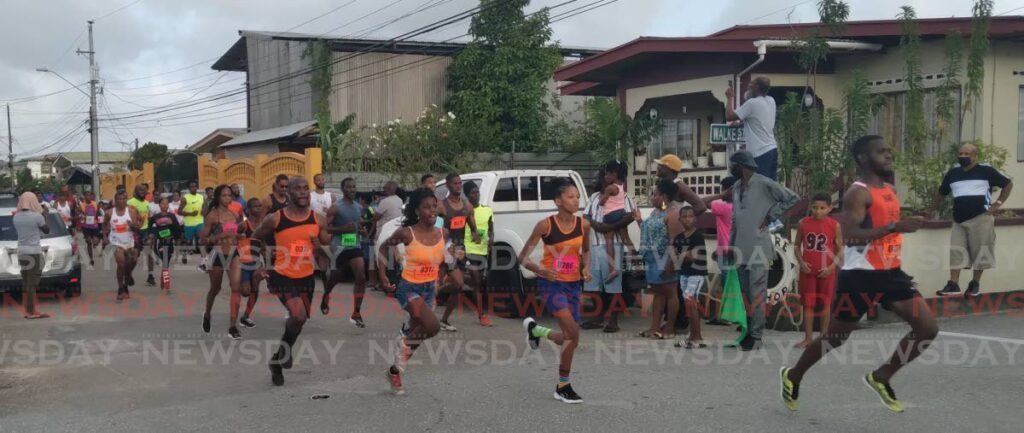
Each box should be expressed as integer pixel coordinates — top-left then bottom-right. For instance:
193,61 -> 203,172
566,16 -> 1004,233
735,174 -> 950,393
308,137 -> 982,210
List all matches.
679,274 -> 706,299
644,252 -> 674,285
396,280 -> 436,309
538,278 -> 582,322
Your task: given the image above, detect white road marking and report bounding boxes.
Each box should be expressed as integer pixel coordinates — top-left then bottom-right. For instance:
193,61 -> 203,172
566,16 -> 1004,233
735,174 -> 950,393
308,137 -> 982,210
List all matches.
939,331 -> 1024,345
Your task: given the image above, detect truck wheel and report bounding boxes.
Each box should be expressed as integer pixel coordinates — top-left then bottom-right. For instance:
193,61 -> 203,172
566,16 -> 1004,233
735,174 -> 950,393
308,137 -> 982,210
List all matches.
487,246 -> 535,319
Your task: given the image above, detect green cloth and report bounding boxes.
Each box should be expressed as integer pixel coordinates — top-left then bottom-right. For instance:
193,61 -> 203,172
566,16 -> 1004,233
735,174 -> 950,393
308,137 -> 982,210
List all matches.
464,205 -> 493,256
720,268 -> 748,347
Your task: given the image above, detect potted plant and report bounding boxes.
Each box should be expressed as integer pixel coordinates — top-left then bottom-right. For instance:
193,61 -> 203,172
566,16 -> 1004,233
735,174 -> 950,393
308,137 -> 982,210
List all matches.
680,150 -> 694,169
711,145 -> 727,167
696,148 -> 709,168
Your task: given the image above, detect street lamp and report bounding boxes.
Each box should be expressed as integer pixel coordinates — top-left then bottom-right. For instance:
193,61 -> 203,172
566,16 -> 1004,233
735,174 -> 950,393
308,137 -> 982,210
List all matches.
35,68 -> 89,97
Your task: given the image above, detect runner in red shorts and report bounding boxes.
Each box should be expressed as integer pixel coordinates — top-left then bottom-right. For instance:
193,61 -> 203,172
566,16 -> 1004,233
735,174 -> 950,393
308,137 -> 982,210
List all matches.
795,192 -> 843,348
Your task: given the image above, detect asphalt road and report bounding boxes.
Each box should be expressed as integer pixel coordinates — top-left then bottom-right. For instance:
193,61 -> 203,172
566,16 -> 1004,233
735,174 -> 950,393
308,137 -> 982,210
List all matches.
2,252 -> 1023,433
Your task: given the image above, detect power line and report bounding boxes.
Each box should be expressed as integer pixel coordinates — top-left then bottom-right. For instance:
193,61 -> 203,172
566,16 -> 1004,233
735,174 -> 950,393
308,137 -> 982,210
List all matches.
285,0 -> 362,32
93,0 -> 145,21
740,0 -> 815,25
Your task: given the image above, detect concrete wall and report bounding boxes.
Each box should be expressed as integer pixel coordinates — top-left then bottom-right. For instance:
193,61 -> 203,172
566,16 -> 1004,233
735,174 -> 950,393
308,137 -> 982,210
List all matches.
223,143 -> 279,161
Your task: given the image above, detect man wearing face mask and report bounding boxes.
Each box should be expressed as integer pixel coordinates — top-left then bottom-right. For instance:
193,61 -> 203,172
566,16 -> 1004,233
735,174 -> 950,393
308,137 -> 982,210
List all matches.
727,150 -> 800,351
726,76 -> 779,180
931,143 -> 1013,298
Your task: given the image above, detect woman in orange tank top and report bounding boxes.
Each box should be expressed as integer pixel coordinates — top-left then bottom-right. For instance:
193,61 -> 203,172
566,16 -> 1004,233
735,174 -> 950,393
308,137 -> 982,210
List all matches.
518,180 -> 592,404
377,188 -> 450,395
198,185 -> 245,339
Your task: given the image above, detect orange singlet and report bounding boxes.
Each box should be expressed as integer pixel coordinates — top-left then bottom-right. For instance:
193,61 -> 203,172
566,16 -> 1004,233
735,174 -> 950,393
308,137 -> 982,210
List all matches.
401,228 -> 446,284
540,215 -> 584,282
273,209 -> 319,279
843,182 -> 903,271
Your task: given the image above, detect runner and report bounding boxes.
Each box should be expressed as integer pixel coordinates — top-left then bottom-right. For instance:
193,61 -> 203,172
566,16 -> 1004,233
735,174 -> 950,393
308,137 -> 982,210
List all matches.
377,188 -> 448,395
310,173 -> 336,287
149,197 -> 181,292
322,178 -> 369,328
463,182 -> 494,327
264,174 -> 291,213
169,191 -> 185,262
79,191 -> 103,266
54,192 -> 74,234
252,176 -> 330,386
199,185 -> 245,339
126,185 -> 153,287
146,193 -> 163,286
436,173 -> 481,331
520,180 -> 592,404
780,135 -> 937,413
104,191 -> 141,301
179,181 -> 205,265
238,197 -> 268,329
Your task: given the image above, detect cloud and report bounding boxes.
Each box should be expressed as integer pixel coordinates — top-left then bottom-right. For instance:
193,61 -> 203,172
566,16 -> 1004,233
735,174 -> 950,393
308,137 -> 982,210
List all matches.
1,0 -> 1019,157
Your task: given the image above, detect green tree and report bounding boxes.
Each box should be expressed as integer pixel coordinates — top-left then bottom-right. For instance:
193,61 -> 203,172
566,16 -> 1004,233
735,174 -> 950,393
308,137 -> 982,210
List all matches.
445,0 -> 563,152
129,142 -> 169,170
568,98 -> 660,163
16,167 -> 34,191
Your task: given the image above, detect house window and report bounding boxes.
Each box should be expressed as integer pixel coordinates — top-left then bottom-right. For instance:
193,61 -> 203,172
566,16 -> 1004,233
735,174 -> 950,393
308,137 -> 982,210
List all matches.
1018,86 -> 1024,162
654,119 -> 700,160
869,88 -> 962,156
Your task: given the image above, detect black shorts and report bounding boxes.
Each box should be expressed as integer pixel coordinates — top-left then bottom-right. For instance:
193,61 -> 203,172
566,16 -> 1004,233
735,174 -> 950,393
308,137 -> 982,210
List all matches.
82,227 -> 102,239
833,269 -> 920,322
267,271 -> 316,299
465,254 -> 488,272
209,250 -> 239,269
333,248 -> 363,270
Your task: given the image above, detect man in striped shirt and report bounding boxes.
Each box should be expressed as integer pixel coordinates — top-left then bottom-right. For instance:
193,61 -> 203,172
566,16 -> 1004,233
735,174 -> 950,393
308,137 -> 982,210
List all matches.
931,143 -> 1013,298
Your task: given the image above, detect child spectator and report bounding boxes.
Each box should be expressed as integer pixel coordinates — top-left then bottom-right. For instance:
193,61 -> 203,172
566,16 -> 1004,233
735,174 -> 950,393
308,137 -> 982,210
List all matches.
795,192 -> 843,348
598,160 -> 636,281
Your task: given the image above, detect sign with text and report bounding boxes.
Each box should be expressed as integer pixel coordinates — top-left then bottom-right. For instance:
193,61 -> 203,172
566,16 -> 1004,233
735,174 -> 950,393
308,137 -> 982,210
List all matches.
710,124 -> 744,144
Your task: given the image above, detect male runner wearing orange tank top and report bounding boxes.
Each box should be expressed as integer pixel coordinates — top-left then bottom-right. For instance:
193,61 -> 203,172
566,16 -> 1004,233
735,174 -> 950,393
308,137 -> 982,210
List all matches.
252,176 -> 331,386
780,135 -> 938,413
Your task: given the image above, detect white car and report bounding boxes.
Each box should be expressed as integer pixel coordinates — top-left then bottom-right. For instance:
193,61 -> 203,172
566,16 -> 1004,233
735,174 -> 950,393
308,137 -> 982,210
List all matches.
0,200 -> 83,298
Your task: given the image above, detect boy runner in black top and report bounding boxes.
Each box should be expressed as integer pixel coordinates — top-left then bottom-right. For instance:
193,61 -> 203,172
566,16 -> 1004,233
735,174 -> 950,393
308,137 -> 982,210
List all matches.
436,173 -> 481,331
149,197 -> 182,292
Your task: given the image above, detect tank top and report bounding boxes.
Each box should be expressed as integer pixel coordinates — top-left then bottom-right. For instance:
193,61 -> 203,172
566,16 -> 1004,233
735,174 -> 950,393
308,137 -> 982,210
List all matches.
604,183 -> 626,213
182,193 -> 204,226
56,201 -> 72,224
310,190 -> 333,217
799,216 -> 839,273
401,227 -> 446,284
540,216 -> 584,283
127,197 -> 150,230
272,209 -> 319,279
443,196 -> 472,246
108,207 -> 135,248
150,212 -> 177,245
269,194 -> 289,213
170,201 -> 184,225
82,201 -> 99,229
843,182 -> 903,271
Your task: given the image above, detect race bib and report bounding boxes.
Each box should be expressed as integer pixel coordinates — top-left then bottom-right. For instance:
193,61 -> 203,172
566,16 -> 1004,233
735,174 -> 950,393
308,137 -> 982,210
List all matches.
340,233 -> 358,247
477,229 -> 487,239
289,241 -> 312,259
413,265 -> 438,280
85,216 -> 96,225
115,224 -> 129,234
449,216 -> 467,230
555,254 -> 579,275
158,228 -> 172,239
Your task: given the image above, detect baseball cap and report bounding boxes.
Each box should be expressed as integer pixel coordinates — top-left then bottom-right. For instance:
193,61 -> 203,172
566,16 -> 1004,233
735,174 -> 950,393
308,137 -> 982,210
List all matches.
654,154 -> 684,171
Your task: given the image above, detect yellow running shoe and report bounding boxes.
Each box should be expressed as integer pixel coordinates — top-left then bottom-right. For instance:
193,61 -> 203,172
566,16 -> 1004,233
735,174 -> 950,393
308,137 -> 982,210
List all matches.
863,372 -> 905,413
779,367 -> 798,411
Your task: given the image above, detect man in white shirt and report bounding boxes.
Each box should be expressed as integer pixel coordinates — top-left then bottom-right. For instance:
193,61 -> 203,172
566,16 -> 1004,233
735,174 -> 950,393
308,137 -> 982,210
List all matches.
310,173 -> 336,217
374,181 -> 404,233
726,76 -> 779,180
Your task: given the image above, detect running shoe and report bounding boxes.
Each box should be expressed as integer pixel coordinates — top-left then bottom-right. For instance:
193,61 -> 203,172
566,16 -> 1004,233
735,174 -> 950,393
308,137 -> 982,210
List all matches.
387,368 -> 405,395
399,322 -> 409,337
478,314 -> 493,327
523,317 -> 540,350
240,316 -> 256,328
964,280 -> 980,298
116,287 -> 127,302
228,327 -> 242,340
554,384 -> 583,404
936,280 -> 961,297
269,363 -> 284,386
439,321 -> 457,332
146,273 -> 156,286
863,372 -> 905,413
779,367 -> 799,411
202,313 -> 211,333
394,337 -> 413,370
739,336 -> 762,351
349,314 -> 366,329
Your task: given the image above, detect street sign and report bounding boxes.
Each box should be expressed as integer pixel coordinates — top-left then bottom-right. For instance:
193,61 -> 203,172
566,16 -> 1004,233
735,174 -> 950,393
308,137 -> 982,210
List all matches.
710,124 -> 744,144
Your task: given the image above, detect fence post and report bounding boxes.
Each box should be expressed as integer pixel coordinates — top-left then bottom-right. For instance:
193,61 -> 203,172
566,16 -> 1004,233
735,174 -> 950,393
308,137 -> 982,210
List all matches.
216,159 -> 229,187
142,162 -> 155,190
304,147 -> 322,184
254,154 -> 269,197
197,154 -> 211,188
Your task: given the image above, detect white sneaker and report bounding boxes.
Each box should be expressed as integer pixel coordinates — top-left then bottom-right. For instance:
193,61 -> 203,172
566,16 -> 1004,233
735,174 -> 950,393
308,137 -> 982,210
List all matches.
439,321 -> 457,332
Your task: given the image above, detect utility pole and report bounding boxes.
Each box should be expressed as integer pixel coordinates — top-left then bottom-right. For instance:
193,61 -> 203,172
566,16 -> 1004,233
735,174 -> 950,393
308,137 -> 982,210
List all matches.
78,20 -> 100,195
6,104 -> 14,190
133,137 -> 139,153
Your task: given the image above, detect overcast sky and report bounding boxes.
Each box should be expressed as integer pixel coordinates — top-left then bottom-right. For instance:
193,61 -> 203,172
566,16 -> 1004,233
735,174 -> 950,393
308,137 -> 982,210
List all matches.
2,0 -> 1022,158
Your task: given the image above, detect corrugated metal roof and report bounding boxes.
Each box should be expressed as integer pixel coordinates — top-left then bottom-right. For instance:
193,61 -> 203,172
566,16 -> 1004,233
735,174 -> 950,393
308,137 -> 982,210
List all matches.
219,120 -> 317,148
